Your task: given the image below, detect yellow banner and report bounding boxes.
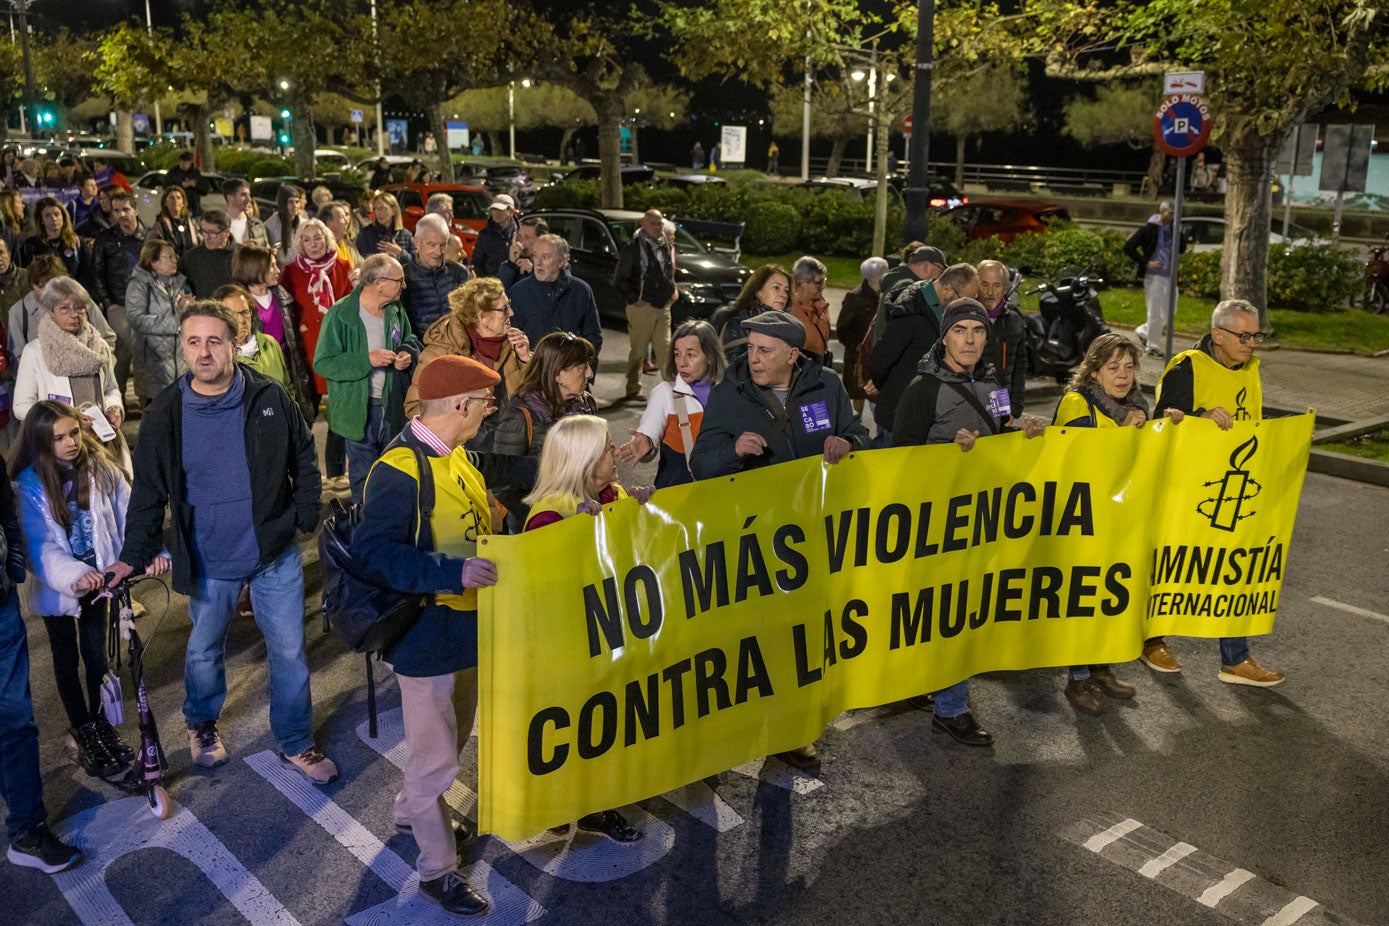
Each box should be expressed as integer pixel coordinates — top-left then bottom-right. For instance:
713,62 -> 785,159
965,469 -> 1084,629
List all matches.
478,413 -> 1313,840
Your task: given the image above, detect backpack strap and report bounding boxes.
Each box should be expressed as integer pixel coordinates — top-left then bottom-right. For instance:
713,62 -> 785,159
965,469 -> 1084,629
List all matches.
519,405 -> 533,449
672,390 -> 697,472
410,443 -> 435,552
945,381 -> 1002,436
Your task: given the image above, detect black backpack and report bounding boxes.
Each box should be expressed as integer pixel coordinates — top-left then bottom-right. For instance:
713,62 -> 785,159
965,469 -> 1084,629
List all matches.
319,442 -> 434,736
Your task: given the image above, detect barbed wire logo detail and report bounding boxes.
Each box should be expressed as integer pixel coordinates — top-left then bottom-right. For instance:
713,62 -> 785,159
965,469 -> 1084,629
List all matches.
1197,435 -> 1261,531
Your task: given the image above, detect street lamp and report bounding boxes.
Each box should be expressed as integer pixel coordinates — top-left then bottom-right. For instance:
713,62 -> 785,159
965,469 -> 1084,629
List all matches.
508,78 -> 531,160
144,0 -> 162,136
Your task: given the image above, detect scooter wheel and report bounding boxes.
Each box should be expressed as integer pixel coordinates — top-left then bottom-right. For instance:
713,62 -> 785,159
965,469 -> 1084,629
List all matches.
149,784 -> 175,820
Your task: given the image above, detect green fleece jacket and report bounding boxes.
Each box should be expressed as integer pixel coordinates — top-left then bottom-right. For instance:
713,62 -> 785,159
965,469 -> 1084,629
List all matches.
313,287 -> 421,441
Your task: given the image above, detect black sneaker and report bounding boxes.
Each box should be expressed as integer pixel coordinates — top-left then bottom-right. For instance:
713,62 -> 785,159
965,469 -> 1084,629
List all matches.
7,823 -> 82,873
418,871 -> 489,915
576,809 -> 643,843
72,722 -> 124,778
94,715 -> 135,764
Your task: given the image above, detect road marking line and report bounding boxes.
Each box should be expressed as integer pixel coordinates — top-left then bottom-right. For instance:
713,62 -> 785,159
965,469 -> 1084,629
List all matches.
1138,841 -> 1197,878
1082,818 -> 1142,852
1310,596 -> 1389,624
1262,896 -> 1319,926
1197,868 -> 1256,907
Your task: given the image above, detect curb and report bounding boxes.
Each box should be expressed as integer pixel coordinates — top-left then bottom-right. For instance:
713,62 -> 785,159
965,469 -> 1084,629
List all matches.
1308,449 -> 1389,487
1104,321 -> 1383,358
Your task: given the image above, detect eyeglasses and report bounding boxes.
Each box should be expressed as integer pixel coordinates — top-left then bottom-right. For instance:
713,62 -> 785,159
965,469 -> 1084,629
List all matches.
1217,326 -> 1265,345
52,304 -> 83,316
460,395 -> 496,411
380,277 -> 406,286
200,227 -> 227,236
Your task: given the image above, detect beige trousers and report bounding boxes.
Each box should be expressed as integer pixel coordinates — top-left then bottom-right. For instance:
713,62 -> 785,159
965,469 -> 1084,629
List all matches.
625,301 -> 672,396
392,667 -> 477,881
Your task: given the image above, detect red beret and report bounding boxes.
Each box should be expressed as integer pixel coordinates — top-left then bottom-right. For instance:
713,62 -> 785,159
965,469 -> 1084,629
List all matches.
416,355 -> 500,400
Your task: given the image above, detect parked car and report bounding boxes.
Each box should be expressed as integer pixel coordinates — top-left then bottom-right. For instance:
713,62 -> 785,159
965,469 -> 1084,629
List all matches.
130,170 -> 234,226
550,164 -> 657,188
524,207 -> 751,325
659,173 -> 727,189
482,164 -> 537,208
314,149 -> 352,172
353,154 -> 417,184
943,199 -> 1071,242
379,182 -> 490,259
803,174 -> 968,211
1179,215 -> 1324,252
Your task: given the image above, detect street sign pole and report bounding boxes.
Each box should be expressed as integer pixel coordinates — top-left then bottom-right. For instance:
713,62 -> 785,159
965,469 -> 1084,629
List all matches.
1166,155 -> 1185,359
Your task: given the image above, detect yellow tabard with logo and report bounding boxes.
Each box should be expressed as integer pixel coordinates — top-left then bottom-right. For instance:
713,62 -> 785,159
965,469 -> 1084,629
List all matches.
1159,349 -> 1263,422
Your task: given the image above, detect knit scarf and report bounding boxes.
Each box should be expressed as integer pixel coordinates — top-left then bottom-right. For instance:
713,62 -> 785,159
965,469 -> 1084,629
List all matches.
1077,381 -> 1151,425
37,314 -> 112,377
295,249 -> 339,318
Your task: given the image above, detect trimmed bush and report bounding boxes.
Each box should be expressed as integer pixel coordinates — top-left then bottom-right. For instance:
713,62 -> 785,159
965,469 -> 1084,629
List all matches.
1178,250 -> 1222,299
1266,242 -> 1362,311
533,179 -> 599,209
742,201 -> 802,254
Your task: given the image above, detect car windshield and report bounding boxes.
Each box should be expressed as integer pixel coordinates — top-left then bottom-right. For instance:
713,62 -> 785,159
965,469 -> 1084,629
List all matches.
450,191 -> 491,220
606,219 -> 707,255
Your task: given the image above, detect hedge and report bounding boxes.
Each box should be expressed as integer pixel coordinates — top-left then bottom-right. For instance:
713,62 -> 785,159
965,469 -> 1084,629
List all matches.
1179,244 -> 1361,311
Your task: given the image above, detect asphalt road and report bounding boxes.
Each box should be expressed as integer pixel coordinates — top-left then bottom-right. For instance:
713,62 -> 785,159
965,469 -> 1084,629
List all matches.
5,325 -> 1388,926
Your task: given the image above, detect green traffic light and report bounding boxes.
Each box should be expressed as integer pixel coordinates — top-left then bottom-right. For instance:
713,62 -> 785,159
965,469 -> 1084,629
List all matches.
280,109 -> 291,119
279,133 -> 290,144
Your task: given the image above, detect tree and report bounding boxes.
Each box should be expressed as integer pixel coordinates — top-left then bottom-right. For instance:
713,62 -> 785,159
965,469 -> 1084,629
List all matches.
524,12 -> 649,208
1039,0 -> 1389,324
1063,83 -> 1167,196
623,81 -> 689,165
89,24 -> 172,152
33,30 -> 99,130
934,64 -> 1030,187
0,41 -> 21,141
769,78 -> 867,177
375,0 -> 513,181
446,82 -> 592,161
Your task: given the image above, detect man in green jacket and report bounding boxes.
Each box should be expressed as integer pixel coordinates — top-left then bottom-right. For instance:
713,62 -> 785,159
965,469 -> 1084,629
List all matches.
313,254 -> 422,501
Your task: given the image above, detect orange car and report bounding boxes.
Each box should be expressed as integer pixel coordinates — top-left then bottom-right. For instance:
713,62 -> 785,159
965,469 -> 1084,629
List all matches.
943,199 -> 1071,243
380,182 -> 491,259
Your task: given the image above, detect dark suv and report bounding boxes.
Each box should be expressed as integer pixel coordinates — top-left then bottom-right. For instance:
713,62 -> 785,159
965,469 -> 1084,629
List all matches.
525,208 -> 751,325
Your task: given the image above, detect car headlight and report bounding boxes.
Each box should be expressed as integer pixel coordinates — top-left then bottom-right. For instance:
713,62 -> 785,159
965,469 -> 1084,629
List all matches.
681,283 -> 720,302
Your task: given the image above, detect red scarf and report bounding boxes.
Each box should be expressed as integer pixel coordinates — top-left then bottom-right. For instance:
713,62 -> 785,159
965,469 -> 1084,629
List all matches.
295,250 -> 339,318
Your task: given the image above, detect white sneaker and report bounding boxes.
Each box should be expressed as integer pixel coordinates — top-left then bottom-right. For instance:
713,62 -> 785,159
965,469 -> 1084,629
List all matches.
281,746 -> 339,785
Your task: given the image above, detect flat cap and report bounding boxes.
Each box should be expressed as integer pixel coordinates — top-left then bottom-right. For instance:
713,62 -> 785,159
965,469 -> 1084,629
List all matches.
907,245 -> 947,266
416,355 -> 500,400
741,310 -> 806,349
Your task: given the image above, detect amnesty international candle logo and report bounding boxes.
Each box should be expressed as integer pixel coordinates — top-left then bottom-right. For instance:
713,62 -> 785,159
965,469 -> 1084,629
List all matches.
1233,386 -> 1252,421
1197,435 -> 1261,531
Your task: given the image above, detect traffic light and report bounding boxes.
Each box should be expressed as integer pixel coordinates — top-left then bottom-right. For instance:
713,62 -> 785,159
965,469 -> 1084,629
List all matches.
36,108 -> 54,126
280,109 -> 291,120
279,132 -> 291,145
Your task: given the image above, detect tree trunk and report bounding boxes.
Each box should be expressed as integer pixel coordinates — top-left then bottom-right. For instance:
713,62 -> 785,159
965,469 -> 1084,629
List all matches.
428,99 -> 455,182
826,136 -> 848,177
1219,126 -> 1287,330
629,124 -> 640,167
1145,148 -> 1165,199
114,105 -> 135,154
955,134 -> 967,188
187,102 -> 216,171
558,126 -> 575,164
486,131 -> 504,158
293,102 -> 316,179
595,94 -> 624,209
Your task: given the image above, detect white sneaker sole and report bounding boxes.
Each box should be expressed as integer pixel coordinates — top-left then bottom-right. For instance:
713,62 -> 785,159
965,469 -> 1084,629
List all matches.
7,845 -> 81,874
1218,671 -> 1285,688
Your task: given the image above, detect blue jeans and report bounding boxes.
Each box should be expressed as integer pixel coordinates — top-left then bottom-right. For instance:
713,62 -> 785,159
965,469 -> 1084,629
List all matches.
933,680 -> 970,719
184,545 -> 314,756
1220,636 -> 1249,666
0,594 -> 46,841
345,400 -> 390,503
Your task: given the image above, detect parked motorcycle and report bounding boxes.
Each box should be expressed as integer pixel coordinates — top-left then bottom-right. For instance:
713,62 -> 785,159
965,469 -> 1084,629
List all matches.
1021,268 -> 1110,383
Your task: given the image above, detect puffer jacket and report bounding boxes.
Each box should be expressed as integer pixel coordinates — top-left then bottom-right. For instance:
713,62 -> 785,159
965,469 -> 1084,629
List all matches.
870,281 -> 943,430
690,355 -> 870,478
471,216 -> 515,278
402,256 -> 471,333
979,305 -> 1030,415
404,312 -> 525,418
87,222 -> 148,308
125,265 -> 192,400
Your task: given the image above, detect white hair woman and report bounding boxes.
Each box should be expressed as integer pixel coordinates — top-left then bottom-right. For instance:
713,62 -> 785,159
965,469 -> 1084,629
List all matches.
615,319 -> 727,487
13,278 -> 123,429
521,413 -> 652,843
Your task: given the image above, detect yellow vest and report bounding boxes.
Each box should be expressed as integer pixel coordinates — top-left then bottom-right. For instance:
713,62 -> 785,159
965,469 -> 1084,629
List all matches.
375,444 -> 492,610
528,484 -> 629,523
1159,349 -> 1263,422
1053,391 -> 1121,429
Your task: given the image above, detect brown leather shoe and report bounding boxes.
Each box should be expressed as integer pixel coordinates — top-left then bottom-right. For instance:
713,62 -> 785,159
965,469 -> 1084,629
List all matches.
1219,657 -> 1285,688
775,743 -> 821,772
1141,642 -> 1182,673
1089,666 -> 1136,699
1065,678 -> 1104,715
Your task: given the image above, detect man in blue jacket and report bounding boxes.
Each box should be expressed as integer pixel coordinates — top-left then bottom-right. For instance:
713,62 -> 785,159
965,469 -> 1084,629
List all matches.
689,311 -> 868,772
509,233 -> 603,371
353,355 -> 536,917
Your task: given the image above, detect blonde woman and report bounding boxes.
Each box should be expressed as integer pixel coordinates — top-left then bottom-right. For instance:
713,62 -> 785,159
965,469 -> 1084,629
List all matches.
522,414 -> 651,843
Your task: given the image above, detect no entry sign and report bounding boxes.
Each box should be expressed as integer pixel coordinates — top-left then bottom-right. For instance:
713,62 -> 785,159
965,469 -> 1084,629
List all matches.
1154,93 -> 1211,158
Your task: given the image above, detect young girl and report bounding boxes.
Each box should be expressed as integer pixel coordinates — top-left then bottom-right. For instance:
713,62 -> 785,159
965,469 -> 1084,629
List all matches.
11,400 -> 169,777
523,415 -> 651,843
